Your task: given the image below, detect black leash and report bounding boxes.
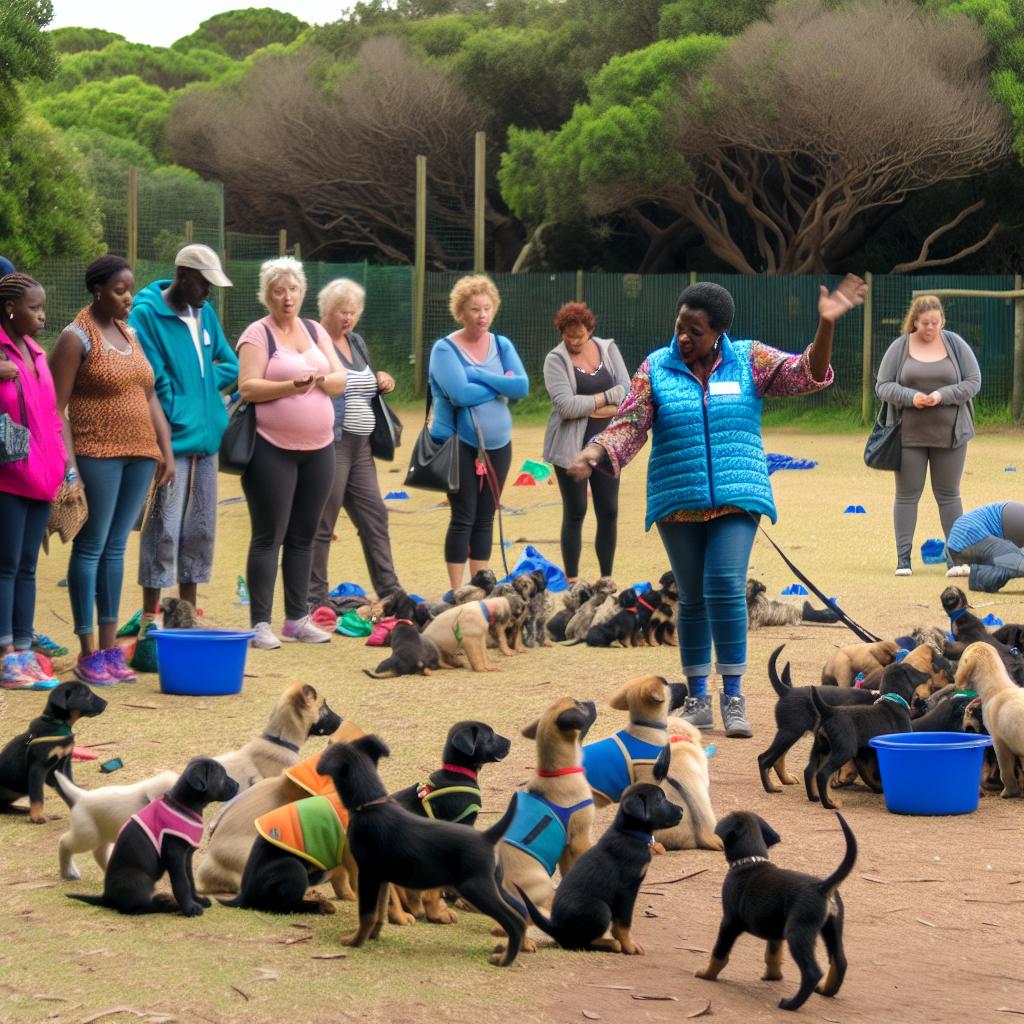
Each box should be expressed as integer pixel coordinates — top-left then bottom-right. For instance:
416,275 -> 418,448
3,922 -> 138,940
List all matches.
753,517 -> 882,644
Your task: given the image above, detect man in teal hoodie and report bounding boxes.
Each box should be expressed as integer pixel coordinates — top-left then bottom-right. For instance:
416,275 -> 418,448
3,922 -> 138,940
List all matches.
129,244 -> 238,621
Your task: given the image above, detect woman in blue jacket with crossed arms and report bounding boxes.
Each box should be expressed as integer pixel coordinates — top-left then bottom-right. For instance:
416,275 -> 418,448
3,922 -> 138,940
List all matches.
569,276 -> 865,738
428,275 -> 528,591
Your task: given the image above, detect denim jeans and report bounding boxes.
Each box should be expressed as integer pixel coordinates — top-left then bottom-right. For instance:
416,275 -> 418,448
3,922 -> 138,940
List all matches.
657,512 -> 760,679
0,491 -> 51,649
68,457 -> 155,635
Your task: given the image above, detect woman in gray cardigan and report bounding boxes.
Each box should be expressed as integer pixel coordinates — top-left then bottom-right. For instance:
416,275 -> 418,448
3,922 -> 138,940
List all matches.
875,294 -> 981,576
543,302 -> 630,580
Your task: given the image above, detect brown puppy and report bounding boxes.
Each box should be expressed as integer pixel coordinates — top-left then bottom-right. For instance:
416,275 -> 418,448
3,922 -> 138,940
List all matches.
654,717 -> 722,851
821,640 -> 899,687
857,644 -> 955,702
487,586 -> 528,656
496,698 -> 597,952
955,642 -> 1024,798
644,571 -> 678,646
564,577 -> 616,642
422,597 -> 514,671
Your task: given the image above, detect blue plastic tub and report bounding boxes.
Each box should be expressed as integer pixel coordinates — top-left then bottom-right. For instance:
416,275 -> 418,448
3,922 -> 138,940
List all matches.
148,629 -> 255,696
869,732 -> 992,815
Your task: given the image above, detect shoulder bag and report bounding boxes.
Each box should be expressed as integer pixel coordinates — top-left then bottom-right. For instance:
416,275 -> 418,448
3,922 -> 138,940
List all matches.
863,400 -> 901,471
219,323 -> 278,474
0,348 -> 30,464
350,333 -> 403,461
404,388 -> 459,492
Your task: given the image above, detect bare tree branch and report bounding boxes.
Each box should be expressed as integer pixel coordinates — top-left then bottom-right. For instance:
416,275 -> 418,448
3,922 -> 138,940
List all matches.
891,201 -> 1001,273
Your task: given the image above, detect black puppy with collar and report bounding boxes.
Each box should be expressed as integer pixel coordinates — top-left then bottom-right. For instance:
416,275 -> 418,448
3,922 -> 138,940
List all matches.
68,757 -> 238,915
586,588 -> 643,647
941,586 -> 1024,684
758,646 -> 878,794
317,735 -> 527,965
697,811 -> 856,1012
516,772 -> 683,954
362,621 -> 440,679
805,662 -> 918,809
0,682 -> 107,823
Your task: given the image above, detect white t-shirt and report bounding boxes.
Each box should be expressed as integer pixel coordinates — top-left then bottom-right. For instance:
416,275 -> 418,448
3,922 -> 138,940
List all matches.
178,305 -> 204,378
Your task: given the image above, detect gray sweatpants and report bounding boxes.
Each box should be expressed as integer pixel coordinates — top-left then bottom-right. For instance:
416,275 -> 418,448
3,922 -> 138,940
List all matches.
893,445 -> 967,559
308,432 -> 400,608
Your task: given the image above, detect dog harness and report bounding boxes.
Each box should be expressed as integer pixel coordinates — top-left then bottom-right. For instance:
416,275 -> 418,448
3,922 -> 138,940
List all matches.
284,754 -> 338,799
503,789 -> 593,876
582,730 -> 666,803
255,792 -> 349,872
127,795 -> 204,853
875,693 -> 911,711
26,720 -> 72,747
415,764 -> 481,824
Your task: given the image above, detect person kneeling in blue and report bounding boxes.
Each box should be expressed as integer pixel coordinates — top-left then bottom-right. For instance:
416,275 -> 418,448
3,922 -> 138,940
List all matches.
568,276 -> 865,738
946,502 -> 1024,592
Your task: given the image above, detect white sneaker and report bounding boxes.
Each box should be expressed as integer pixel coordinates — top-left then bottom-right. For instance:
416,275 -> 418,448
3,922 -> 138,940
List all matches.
251,621 -> 281,650
945,564 -> 970,577
281,616 -> 332,644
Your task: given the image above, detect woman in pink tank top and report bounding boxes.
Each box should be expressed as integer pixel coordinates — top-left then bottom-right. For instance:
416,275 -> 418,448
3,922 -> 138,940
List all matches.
236,258 -> 347,649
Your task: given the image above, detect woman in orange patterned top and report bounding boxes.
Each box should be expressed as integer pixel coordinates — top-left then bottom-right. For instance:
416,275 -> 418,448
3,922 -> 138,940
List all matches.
49,256 -> 174,686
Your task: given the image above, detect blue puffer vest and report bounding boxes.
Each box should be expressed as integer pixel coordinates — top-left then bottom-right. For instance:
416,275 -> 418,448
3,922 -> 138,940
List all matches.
646,335 -> 776,529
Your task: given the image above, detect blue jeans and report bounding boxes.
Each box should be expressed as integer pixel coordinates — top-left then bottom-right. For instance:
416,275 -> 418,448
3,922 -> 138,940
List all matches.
657,512 -> 760,679
68,457 -> 155,636
0,491 -> 51,649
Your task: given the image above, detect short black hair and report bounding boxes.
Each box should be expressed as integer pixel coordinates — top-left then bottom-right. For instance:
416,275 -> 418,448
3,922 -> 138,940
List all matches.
675,282 -> 735,331
84,255 -> 131,294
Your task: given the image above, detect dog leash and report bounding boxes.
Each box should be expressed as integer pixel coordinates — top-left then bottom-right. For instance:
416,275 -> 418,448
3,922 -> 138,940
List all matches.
470,410 -> 510,578
752,516 -> 882,644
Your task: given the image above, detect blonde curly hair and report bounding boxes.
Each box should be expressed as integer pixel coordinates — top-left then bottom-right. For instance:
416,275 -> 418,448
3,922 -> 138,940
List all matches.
448,274 -> 501,323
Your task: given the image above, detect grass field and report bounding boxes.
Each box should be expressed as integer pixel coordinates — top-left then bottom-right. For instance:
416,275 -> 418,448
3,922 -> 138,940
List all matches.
2,418 -> 1024,1024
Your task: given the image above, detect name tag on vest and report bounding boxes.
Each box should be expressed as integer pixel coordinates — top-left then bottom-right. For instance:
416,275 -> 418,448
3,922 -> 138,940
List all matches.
709,381 -> 741,396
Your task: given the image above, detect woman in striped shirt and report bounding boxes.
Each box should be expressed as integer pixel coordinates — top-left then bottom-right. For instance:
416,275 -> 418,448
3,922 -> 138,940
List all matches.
308,279 -> 402,609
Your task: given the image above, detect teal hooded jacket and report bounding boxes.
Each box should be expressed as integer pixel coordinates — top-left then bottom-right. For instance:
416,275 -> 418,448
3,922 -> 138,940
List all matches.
129,281 -> 239,456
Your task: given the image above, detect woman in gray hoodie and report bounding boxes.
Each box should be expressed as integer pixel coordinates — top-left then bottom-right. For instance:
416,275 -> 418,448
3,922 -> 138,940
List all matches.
543,303 -> 629,580
875,294 -> 981,576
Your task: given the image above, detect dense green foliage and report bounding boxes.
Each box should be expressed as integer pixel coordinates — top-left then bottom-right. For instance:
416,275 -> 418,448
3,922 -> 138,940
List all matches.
172,8 -> 308,59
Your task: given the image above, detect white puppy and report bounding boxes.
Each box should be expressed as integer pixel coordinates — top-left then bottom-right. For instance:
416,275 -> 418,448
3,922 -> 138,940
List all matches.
55,770 -> 178,880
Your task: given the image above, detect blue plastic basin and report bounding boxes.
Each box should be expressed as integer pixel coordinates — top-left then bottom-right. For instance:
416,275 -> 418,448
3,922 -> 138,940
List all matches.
869,732 -> 992,815
148,629 -> 255,696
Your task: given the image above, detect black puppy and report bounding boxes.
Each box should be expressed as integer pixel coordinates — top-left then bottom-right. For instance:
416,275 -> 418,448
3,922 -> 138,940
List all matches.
0,682 -> 107,823
805,662 -> 918,809
697,811 -> 856,1012
390,720 -> 512,922
643,571 -> 678,646
516,774 -> 683,954
380,589 -> 420,622
317,736 -> 527,966
758,646 -> 877,795
586,588 -> 641,647
362,622 -> 440,679
941,586 -> 1024,684
68,757 -> 238,915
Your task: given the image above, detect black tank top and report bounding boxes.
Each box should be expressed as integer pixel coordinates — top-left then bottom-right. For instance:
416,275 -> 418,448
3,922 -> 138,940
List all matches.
575,361 -> 614,444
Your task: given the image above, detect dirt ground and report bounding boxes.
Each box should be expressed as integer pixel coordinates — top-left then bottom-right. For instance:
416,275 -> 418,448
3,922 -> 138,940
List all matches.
2,422 -> 1024,1024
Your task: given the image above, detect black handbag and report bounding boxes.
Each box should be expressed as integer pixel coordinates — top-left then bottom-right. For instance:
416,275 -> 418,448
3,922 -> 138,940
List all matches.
405,390 -> 459,493
0,347 -> 30,464
863,401 -> 902,471
219,325 -> 277,474
349,333 -> 403,461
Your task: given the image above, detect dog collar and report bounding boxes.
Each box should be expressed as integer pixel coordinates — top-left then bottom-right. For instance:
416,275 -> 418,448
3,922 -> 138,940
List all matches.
633,718 -> 668,731
954,689 -> 978,699
875,693 -> 911,711
263,733 -> 301,753
669,734 -> 692,744
616,826 -> 655,847
441,763 -> 478,781
948,608 -> 968,622
478,600 -> 491,624
355,796 -> 394,812
636,595 -> 657,613
162,794 -> 204,824
728,855 -> 770,869
537,766 -> 585,777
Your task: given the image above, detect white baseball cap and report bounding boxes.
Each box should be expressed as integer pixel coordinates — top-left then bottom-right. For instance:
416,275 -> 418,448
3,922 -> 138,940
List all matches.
175,244 -> 232,288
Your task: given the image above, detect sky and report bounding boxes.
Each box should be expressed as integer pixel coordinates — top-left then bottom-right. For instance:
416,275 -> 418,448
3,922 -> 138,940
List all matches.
49,1 -> 352,48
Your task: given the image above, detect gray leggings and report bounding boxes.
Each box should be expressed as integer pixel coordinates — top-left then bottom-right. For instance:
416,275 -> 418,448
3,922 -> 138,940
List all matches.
893,445 -> 968,558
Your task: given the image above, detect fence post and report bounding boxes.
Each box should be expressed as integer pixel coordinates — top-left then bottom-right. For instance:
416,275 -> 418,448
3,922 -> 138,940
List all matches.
413,154 -> 428,397
278,229 -> 287,258
127,166 -> 139,269
861,271 -> 873,424
689,271 -> 697,286
184,220 -> 194,244
575,269 -> 584,303
1015,274 -> 1024,423
473,131 -> 486,273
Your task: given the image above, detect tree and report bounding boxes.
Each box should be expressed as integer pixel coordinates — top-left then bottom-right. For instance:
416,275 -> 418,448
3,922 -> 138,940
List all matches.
52,41 -> 234,91
172,8 -> 308,59
168,39 -> 483,265
658,0 -> 771,38
503,0 -> 1010,273
47,26 -> 124,54
0,0 -> 57,135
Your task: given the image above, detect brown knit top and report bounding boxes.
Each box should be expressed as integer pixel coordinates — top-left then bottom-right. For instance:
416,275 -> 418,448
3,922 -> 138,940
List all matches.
66,309 -> 161,460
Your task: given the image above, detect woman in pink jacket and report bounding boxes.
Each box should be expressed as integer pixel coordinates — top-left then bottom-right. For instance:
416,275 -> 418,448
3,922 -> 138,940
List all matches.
0,274 -> 77,689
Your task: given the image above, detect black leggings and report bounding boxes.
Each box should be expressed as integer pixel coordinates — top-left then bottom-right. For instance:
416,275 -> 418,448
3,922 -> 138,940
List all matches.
241,435 -> 336,625
554,466 -> 620,578
445,442 -> 512,564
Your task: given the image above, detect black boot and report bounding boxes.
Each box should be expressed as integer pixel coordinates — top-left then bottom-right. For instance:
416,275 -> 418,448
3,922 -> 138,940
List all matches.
801,600 -> 839,624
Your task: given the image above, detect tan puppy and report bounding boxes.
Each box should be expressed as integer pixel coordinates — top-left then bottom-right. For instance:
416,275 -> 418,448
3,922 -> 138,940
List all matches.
857,643 -> 955,702
821,640 -> 900,687
654,718 -> 722,851
564,577 -> 616,642
423,597 -> 514,671
56,771 -> 178,881
496,698 -> 597,952
488,584 -> 528,654
956,642 -> 1024,798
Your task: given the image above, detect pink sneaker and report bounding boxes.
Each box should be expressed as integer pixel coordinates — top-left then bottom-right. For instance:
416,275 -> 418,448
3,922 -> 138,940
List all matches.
18,651 -> 60,688
281,616 -> 332,644
74,651 -> 116,687
102,647 -> 137,683
1,652 -> 39,689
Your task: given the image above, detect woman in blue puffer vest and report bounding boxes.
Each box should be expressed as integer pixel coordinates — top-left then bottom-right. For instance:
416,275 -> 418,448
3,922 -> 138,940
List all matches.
568,277 -> 865,738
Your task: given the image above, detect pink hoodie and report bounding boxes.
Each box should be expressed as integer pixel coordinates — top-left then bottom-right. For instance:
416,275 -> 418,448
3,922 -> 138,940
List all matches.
0,325 -> 66,503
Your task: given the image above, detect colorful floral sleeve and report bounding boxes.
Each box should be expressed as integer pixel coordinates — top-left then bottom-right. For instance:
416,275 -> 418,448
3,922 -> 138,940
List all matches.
751,342 -> 834,397
591,359 -> 654,477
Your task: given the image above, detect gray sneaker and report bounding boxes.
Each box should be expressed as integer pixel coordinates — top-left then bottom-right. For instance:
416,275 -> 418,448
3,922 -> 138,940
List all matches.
251,621 -> 281,650
681,695 -> 713,731
720,693 -> 753,739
